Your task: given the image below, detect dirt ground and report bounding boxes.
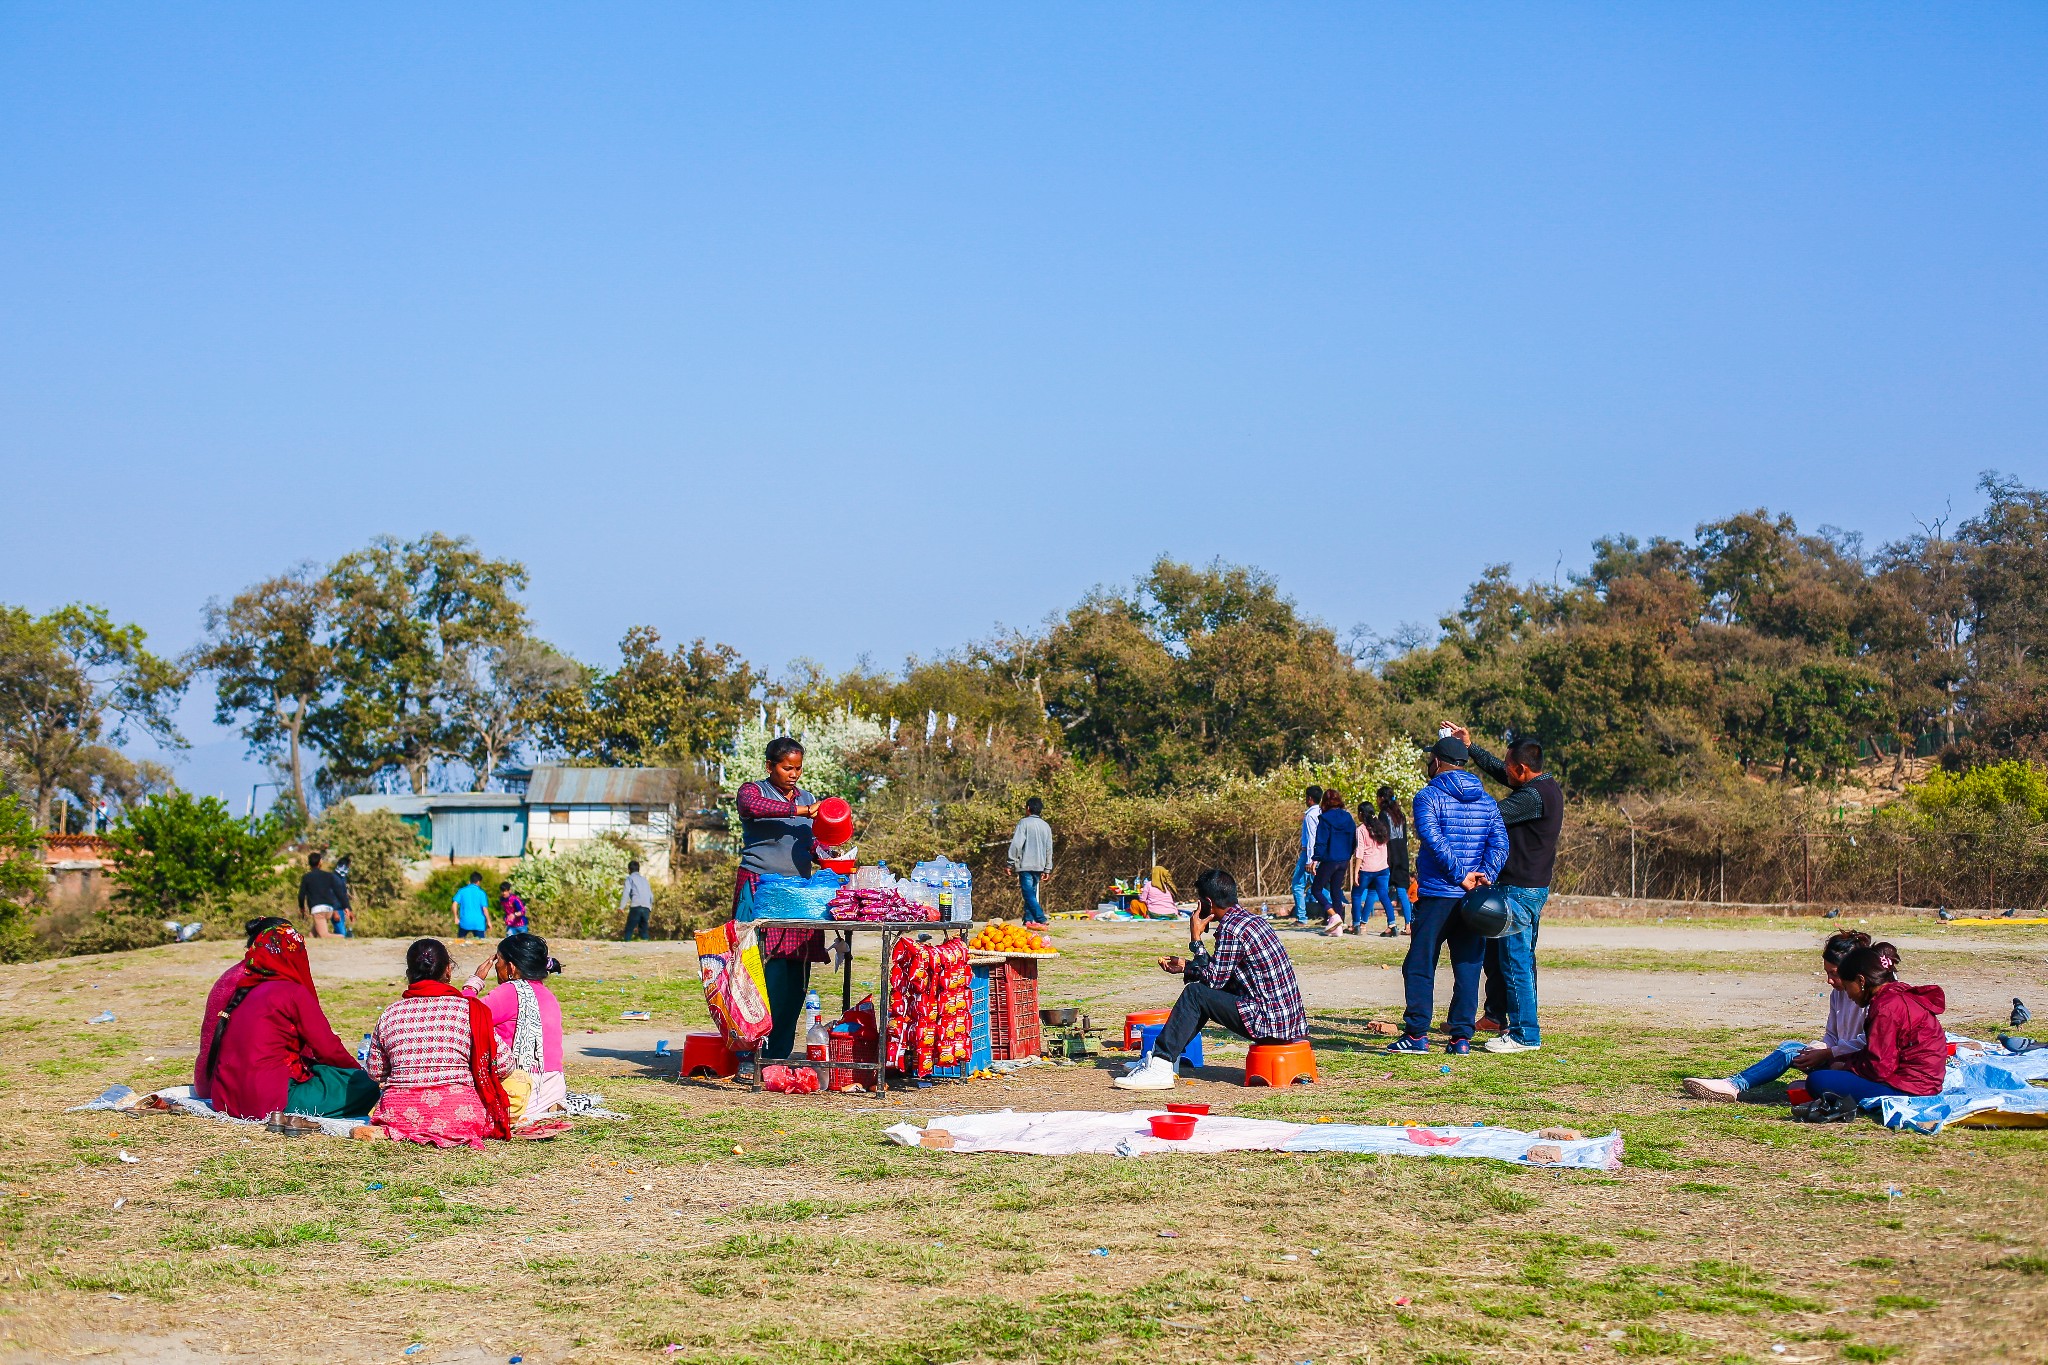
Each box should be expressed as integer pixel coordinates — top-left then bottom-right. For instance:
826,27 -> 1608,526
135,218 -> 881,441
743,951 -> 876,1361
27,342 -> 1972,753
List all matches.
3,913 -> 2046,1363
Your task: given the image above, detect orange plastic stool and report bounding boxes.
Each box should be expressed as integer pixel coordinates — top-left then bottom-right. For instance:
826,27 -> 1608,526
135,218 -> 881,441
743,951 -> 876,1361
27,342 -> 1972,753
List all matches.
1243,1041 -> 1318,1087
679,1032 -> 738,1078
1124,1009 -> 1172,1050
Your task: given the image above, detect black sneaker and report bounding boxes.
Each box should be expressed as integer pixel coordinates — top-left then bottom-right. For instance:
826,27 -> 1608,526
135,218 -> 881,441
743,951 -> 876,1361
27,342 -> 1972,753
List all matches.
1791,1092 -> 1858,1123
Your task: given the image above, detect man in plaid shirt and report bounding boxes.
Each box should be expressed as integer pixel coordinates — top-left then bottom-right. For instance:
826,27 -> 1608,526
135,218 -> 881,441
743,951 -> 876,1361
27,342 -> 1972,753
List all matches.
1115,868 -> 1308,1091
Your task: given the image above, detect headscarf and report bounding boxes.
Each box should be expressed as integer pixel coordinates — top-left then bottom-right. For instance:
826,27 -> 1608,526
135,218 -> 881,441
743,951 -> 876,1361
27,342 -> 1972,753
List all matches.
202,924 -> 318,1086
1149,866 -> 1177,897
401,978 -> 514,1139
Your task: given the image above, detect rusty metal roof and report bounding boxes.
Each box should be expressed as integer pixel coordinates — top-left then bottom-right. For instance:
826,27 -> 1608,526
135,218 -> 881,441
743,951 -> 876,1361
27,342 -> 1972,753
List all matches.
525,767 -> 678,806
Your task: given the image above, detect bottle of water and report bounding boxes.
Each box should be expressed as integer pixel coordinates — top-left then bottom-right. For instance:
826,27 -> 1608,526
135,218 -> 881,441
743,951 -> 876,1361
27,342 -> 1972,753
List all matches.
356,1032 -> 373,1066
804,988 -> 822,1032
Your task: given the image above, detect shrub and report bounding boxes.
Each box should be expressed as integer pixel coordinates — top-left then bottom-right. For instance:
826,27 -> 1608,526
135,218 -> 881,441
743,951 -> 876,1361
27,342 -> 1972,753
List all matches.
409,864 -> 504,937
304,803 -> 423,909
0,795 -> 42,962
105,792 -> 286,918
508,834 -> 638,939
1912,760 -> 2048,822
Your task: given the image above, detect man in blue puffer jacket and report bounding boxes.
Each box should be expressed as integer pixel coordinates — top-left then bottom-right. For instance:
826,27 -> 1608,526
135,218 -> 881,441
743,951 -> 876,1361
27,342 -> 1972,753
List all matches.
1387,733 -> 1508,1055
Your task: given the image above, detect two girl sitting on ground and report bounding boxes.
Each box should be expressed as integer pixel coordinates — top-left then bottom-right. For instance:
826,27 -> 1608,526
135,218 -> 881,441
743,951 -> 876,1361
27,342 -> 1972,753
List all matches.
1685,929 -> 1947,1111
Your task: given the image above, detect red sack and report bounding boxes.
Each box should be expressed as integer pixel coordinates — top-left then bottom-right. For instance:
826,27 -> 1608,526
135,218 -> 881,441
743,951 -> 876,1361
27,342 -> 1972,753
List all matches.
761,1064 -> 821,1094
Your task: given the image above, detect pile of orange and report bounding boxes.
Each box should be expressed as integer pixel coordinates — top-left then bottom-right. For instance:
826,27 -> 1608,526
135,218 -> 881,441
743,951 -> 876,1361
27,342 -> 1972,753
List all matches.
970,921 -> 1053,954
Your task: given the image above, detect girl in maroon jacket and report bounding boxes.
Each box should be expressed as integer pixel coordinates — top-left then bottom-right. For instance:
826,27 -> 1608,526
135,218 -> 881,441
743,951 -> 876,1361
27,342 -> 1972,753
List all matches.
1806,945 -> 1949,1105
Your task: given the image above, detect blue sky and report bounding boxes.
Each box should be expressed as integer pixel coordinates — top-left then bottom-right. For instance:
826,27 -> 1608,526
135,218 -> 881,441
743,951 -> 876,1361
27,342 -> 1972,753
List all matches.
3,6 -> 2044,802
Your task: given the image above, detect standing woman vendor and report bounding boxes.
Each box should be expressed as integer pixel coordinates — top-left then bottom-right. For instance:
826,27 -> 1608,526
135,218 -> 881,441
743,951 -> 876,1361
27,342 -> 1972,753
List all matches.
735,735 -> 827,1060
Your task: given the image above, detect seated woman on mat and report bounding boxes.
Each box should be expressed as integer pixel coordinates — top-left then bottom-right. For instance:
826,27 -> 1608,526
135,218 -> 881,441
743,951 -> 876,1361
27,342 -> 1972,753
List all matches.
1799,944 -> 1948,1112
200,923 -> 378,1121
195,915 -> 292,1102
367,938 -> 515,1149
461,933 -> 568,1123
1683,931 -> 1888,1103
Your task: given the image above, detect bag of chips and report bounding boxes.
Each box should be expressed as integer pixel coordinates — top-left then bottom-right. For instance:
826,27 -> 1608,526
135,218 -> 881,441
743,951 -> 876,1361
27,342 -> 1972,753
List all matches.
696,920 -> 772,1051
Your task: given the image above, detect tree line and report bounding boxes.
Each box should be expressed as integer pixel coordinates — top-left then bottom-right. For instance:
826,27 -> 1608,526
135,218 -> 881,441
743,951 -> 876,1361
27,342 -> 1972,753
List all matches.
1,473 -> 2044,838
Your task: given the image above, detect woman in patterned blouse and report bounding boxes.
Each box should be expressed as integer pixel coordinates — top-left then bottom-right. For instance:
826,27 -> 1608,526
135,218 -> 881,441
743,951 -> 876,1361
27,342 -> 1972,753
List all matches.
366,939 -> 515,1149
734,735 -> 827,1061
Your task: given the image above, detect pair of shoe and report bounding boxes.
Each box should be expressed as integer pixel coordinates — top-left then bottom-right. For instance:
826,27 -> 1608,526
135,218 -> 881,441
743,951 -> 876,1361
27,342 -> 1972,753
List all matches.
1791,1092 -> 1859,1123
1386,1034 -> 1471,1055
1113,1055 -> 1177,1090
1483,1035 -> 1539,1054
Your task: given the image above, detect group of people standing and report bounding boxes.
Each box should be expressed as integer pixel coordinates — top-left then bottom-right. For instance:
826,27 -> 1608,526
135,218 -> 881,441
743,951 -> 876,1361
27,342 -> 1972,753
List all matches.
1291,723 -> 1562,1056
195,918 -> 569,1147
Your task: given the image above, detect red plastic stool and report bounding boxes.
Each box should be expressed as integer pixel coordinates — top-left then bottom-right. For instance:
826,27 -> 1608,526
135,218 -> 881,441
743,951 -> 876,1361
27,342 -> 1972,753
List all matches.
1124,1009 -> 1172,1050
679,1032 -> 738,1078
1243,1041 -> 1317,1087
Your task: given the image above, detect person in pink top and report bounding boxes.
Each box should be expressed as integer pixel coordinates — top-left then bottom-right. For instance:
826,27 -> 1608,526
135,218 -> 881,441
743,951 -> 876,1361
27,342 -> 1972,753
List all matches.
1350,813 -> 1401,937
461,933 -> 568,1122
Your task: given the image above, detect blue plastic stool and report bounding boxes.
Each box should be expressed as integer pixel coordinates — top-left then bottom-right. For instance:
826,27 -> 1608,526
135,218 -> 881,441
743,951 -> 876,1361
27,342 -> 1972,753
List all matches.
1138,1023 -> 1203,1074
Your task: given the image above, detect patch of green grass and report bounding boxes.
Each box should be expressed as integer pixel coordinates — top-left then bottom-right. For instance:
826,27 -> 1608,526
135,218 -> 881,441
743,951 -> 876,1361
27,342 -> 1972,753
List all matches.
1988,1252 -> 2048,1274
1873,1294 -> 1934,1311
1841,1345 -> 1901,1362
1847,1255 -> 1895,1269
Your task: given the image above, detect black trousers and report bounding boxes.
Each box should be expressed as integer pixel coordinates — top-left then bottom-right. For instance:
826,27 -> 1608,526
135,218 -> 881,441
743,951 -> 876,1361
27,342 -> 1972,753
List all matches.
1155,982 -> 1263,1063
621,906 -> 650,941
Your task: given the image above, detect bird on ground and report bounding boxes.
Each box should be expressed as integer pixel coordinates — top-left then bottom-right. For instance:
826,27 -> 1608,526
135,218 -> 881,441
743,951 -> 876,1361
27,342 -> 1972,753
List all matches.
2012,998 -> 2032,1028
1936,906 -> 1954,922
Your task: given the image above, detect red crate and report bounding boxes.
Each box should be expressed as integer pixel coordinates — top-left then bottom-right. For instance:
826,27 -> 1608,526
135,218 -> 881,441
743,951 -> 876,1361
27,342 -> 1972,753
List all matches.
983,958 -> 1041,1059
828,1030 -> 878,1092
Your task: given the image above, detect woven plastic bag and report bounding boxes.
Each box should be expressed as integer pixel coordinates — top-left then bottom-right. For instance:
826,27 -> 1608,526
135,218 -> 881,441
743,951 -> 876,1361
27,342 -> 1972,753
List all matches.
696,920 -> 772,1051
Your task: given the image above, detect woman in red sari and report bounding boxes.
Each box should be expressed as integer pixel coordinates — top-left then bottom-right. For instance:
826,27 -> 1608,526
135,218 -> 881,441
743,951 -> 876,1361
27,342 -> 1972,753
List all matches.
366,938 -> 514,1149
200,923 -> 377,1120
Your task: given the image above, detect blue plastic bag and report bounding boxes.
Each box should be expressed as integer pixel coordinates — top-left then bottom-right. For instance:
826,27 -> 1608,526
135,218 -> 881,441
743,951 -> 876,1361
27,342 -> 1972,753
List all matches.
745,869 -> 846,921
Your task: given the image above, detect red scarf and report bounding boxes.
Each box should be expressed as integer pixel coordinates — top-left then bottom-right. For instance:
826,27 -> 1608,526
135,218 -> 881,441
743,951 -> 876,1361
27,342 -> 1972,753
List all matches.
246,924 -> 317,993
402,979 -> 513,1139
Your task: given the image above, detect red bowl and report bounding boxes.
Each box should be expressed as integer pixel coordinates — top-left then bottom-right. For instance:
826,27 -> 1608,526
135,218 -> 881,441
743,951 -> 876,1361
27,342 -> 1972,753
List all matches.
811,797 -> 855,847
1165,1103 -> 1210,1116
1149,1113 -> 1198,1140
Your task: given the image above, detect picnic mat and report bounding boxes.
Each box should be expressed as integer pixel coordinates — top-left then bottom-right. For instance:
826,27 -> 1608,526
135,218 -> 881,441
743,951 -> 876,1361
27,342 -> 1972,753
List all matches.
1874,1039 -> 2048,1133
70,1082 -> 628,1134
885,1108 -> 1623,1168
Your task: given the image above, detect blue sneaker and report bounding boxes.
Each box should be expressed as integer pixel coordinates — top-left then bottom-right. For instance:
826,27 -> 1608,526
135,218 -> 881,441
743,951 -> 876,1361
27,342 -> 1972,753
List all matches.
1445,1038 -> 1472,1055
1385,1034 -> 1430,1054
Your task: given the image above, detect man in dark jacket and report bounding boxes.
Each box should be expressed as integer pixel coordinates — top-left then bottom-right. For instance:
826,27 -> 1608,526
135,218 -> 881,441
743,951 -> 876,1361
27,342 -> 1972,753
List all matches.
1446,723 -> 1563,1054
1388,735 -> 1507,1055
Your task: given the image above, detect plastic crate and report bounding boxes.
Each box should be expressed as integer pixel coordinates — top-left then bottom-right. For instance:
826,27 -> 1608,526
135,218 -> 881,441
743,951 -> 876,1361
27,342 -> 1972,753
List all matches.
827,1029 -> 878,1092
929,970 -> 993,1078
978,958 -> 1041,1059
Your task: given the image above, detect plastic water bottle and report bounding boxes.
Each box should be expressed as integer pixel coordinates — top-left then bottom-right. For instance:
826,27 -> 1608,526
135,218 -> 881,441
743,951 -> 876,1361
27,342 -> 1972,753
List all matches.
356,1032 -> 373,1066
804,989 -> 822,1031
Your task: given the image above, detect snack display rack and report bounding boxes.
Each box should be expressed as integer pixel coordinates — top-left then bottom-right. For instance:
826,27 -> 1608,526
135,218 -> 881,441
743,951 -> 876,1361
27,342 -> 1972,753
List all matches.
741,917 -> 974,1101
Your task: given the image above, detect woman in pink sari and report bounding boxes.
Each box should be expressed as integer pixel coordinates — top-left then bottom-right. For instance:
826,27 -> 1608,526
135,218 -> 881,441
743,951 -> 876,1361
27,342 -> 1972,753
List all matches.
366,939 -> 514,1149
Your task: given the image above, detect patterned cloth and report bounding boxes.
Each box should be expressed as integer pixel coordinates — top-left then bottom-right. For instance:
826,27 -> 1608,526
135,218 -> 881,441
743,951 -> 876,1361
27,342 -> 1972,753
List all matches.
374,1083 -> 499,1150
1191,905 -> 1307,1043
367,993 -> 510,1088
884,937 -> 973,1076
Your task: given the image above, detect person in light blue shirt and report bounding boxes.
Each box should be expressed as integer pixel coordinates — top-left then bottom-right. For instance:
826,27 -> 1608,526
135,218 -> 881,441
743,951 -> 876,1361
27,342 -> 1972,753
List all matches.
451,872 -> 491,940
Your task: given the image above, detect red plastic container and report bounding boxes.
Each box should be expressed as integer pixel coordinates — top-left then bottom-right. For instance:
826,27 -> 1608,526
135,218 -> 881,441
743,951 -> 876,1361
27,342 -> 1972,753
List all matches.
828,1029 -> 878,1092
1165,1102 -> 1210,1116
1786,1084 -> 1811,1105
984,958 -> 1042,1060
1148,1113 -> 1198,1140
811,797 -> 855,847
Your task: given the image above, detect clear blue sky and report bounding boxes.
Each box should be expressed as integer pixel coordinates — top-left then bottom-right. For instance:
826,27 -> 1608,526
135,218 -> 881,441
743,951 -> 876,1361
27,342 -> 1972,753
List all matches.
3,6 -> 2044,800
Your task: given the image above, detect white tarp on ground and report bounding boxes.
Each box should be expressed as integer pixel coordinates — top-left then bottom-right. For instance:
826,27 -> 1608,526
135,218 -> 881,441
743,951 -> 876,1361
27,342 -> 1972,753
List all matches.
885,1108 -> 1623,1168
1874,1040 -> 2048,1133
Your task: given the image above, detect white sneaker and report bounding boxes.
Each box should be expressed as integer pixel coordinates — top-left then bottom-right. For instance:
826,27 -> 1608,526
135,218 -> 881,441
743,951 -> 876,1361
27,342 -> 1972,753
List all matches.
1112,1055 -> 1177,1091
1483,1035 -> 1540,1054
1120,1055 -> 1148,1075
1682,1077 -> 1739,1102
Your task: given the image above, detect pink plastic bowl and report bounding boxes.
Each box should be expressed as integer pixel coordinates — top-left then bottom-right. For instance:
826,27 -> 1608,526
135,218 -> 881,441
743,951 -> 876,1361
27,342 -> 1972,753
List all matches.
1149,1113 -> 1198,1140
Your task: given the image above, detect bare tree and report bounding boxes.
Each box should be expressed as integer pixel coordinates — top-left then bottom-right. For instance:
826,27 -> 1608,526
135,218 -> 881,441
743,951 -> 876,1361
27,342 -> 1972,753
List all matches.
440,638 -> 582,789
192,567 -> 336,817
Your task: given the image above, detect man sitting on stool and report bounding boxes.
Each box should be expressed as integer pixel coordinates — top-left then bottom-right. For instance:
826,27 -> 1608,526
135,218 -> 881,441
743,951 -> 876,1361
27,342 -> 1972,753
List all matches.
1115,868 -> 1309,1091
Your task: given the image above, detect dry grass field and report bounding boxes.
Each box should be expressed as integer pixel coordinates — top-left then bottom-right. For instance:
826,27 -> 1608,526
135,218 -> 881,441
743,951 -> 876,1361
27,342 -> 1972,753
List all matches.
1,917 -> 2044,1363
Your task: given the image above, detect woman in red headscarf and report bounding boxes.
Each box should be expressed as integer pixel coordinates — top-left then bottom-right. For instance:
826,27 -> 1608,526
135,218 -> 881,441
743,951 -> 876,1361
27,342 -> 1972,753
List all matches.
200,923 -> 378,1120
365,938 -> 515,1148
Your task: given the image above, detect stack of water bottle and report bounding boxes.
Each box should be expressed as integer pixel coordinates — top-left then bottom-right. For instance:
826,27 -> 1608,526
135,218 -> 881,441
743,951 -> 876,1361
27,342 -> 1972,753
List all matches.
909,858 -> 974,923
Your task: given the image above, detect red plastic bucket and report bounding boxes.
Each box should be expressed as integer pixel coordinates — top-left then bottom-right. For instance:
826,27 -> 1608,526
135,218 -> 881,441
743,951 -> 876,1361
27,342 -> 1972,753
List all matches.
812,796 -> 855,847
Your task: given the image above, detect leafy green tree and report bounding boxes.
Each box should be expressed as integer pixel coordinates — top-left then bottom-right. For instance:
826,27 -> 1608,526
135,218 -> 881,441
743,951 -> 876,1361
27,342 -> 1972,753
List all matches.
105,792 -> 285,917
0,604 -> 186,829
192,565 -> 336,817
313,534 -> 530,792
0,794 -> 42,960
540,626 -> 760,766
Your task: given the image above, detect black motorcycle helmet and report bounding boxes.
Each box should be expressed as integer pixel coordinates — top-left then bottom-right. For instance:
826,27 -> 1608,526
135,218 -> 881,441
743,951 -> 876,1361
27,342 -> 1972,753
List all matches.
1458,884 -> 1515,938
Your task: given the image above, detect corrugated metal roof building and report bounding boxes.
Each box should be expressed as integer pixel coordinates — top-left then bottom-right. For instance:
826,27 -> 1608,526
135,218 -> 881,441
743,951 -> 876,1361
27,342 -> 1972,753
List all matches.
345,769 -> 678,872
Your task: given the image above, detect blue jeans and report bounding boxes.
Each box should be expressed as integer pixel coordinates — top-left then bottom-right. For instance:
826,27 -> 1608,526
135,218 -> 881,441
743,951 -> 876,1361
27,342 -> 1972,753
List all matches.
1018,871 -> 1047,924
1401,895 -> 1484,1040
1291,853 -> 1313,922
1807,1069 -> 1904,1104
1483,886 -> 1547,1045
1352,869 -> 1404,926
1730,1040 -> 1808,1091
